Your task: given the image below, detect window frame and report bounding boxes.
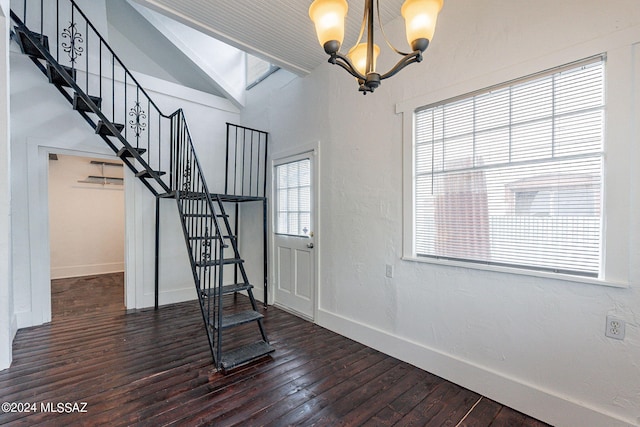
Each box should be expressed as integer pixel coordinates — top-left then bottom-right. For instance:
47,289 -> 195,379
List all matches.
398,45 -> 635,289
273,157 -> 313,238
245,53 -> 280,91
413,57 -> 605,278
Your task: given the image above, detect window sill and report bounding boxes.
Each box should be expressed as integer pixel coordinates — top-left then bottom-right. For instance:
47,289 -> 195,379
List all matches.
402,256 -> 629,289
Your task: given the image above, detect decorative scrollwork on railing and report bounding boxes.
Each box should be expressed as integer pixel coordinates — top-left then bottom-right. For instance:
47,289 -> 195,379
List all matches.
202,227 -> 212,261
61,22 -> 84,63
128,102 -> 147,137
182,160 -> 192,191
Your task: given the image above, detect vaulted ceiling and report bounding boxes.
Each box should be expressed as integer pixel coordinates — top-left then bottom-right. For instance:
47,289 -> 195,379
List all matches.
129,0 -> 407,76
107,0 -> 226,97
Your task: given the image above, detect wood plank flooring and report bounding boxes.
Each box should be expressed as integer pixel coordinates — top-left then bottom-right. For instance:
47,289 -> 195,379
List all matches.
0,274 -> 552,426
51,272 -> 125,320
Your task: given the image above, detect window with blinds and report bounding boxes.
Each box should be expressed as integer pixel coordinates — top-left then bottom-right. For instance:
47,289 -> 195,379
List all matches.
414,57 -> 604,277
275,159 -> 311,237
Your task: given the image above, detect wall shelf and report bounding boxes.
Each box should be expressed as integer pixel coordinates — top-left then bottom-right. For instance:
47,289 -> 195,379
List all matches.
78,160 -> 124,185
77,175 -> 123,185
90,160 -> 123,167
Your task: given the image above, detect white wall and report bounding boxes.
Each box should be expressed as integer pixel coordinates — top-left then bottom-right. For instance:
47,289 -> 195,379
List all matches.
0,0 -> 15,371
128,1 -> 246,107
242,1 -> 640,426
48,154 -> 125,279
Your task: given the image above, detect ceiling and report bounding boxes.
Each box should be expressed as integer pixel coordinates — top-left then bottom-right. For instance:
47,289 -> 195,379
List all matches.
108,0 -> 226,97
130,0 -> 407,76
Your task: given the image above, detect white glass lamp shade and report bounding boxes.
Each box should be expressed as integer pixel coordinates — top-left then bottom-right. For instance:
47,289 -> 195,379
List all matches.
309,0 -> 349,50
401,0 -> 443,49
347,43 -> 380,76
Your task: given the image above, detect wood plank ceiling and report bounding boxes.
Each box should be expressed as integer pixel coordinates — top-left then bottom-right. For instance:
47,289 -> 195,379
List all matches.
129,0 -> 407,76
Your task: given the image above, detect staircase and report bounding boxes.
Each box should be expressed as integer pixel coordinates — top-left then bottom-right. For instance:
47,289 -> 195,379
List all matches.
10,0 -> 273,372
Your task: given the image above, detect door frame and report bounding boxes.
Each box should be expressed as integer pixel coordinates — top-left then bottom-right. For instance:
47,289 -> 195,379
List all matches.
22,138 -> 131,327
269,142 -> 320,321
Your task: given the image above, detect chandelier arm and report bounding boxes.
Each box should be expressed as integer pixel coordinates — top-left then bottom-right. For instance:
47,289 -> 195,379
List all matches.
330,53 -> 367,81
376,0 -> 411,56
349,0 -> 368,52
379,51 -> 423,81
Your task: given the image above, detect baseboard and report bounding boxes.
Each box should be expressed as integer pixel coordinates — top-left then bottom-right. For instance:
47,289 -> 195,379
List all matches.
138,287 -> 196,309
51,263 -> 125,279
273,303 -> 313,322
0,314 -> 17,371
16,310 -> 34,329
316,308 -> 636,427
10,312 -> 17,341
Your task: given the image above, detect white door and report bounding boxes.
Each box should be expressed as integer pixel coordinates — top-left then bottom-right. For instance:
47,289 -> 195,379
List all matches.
273,153 -> 315,319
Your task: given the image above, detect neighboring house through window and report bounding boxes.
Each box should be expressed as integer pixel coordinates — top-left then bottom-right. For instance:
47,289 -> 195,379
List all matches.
412,57 -> 604,277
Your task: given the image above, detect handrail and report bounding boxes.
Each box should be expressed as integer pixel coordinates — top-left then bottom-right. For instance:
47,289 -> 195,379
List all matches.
171,108 -> 228,365
172,109 -> 225,239
11,0 -> 188,195
65,0 -> 170,119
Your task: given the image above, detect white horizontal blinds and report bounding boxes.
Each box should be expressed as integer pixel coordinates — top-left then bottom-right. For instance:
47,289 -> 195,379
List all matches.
275,159 -> 311,236
415,58 -> 604,276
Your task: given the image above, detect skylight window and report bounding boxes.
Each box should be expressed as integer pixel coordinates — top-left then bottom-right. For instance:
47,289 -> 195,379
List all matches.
246,54 -> 279,90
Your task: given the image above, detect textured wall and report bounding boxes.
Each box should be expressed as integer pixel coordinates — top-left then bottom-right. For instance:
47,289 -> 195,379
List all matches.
48,154 -> 125,279
0,0 -> 14,371
242,1 -> 640,425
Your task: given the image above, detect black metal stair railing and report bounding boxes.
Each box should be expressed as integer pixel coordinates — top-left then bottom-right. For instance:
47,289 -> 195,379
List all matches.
11,0 -> 171,196
11,0 -> 273,370
172,111 -> 271,368
171,109 -> 228,365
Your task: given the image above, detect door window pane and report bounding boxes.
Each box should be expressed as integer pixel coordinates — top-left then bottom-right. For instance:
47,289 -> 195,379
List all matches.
275,159 -> 311,236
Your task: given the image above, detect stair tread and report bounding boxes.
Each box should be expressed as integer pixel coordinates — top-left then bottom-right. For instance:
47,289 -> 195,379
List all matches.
214,310 -> 263,330
195,258 -> 243,267
183,213 -> 229,218
189,235 -> 223,240
188,235 -> 235,241
95,120 -> 124,137
135,170 -> 166,178
200,283 -> 253,298
177,191 -> 208,200
222,283 -> 253,294
157,191 -> 177,198
220,341 -> 274,371
117,147 -> 147,158
15,29 -> 49,59
73,93 -> 102,112
47,63 -> 76,88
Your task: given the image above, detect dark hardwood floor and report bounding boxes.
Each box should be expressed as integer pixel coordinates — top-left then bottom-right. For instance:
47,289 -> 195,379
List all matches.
51,272 -> 125,320
0,274 -> 551,426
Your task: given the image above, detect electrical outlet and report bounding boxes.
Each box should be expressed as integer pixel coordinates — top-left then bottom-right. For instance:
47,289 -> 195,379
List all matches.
385,264 -> 394,278
605,315 -> 625,340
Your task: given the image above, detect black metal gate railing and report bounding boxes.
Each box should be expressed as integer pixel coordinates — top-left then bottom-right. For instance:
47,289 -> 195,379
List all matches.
225,123 -> 269,198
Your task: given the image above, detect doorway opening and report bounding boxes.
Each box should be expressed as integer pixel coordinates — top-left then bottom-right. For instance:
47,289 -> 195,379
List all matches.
48,153 -> 126,320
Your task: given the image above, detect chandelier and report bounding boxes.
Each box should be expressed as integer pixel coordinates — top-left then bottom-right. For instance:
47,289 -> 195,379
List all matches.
309,0 -> 443,94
